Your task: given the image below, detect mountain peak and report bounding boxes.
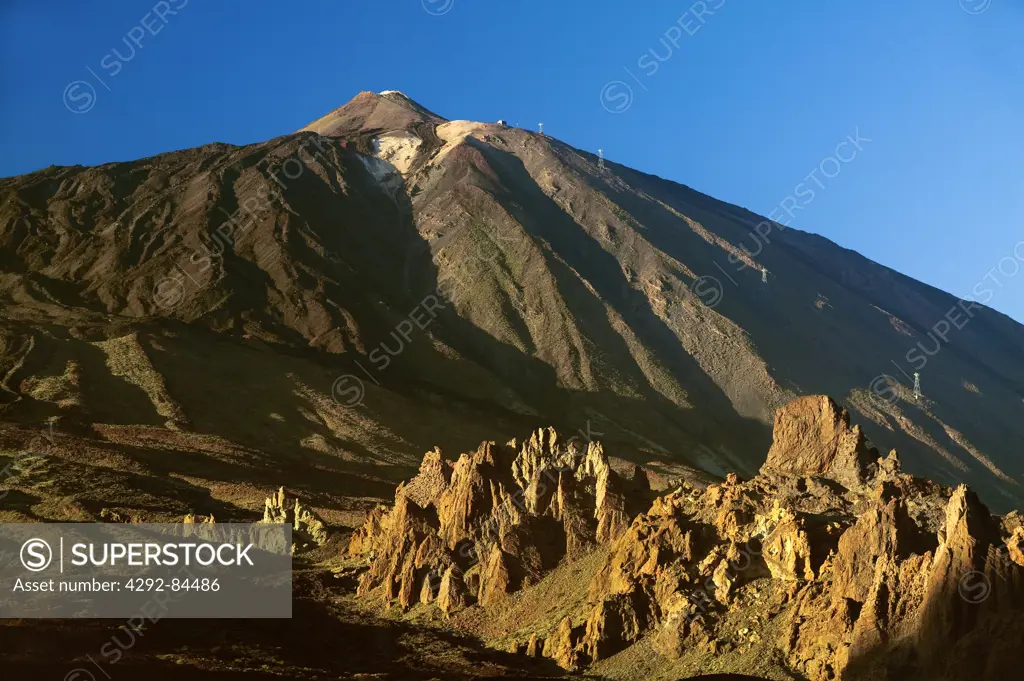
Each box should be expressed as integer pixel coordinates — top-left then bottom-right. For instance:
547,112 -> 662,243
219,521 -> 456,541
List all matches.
299,89 -> 446,138
375,89 -> 445,120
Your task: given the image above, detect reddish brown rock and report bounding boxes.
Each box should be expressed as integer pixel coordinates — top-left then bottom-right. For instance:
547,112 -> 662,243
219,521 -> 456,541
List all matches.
712,557 -> 736,603
400,447 -> 453,509
760,504 -> 815,582
348,400 -> 1024,679
553,469 -> 598,558
353,495 -> 450,609
916,485 -> 1000,659
542,616 -> 584,671
436,441 -> 516,548
761,395 -> 878,489
347,505 -> 386,556
829,498 -> 916,604
419,573 -> 438,604
653,600 -> 711,659
582,592 -> 648,661
588,508 -> 693,603
1007,526 -> 1024,567
436,564 -> 468,615
262,486 -> 328,546
478,545 -> 514,606
350,429 -> 650,615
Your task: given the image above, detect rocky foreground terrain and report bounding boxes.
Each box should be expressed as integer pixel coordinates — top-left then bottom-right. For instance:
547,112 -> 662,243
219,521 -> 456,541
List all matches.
347,395 -> 1024,680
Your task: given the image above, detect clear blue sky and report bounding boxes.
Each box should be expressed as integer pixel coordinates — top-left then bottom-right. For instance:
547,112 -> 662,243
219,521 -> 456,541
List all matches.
2,0 -> 1022,322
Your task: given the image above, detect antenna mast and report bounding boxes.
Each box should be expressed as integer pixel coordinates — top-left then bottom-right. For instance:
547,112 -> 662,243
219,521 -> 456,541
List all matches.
598,149 -> 605,170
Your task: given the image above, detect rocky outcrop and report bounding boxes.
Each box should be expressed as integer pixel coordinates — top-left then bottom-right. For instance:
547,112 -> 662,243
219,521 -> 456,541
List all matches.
543,616 -> 584,671
436,564 -> 468,614
756,399 -> 1023,680
582,592 -> 648,661
355,495 -> 449,608
349,397 -> 1024,680
348,428 -> 650,614
398,447 -> 452,509
262,486 -> 328,547
1007,525 -> 1024,567
478,545 -> 514,606
760,503 -> 817,581
761,395 -> 879,489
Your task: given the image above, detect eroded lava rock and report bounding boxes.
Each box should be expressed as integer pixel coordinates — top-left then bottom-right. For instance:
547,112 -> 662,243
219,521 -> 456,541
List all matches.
348,428 -> 649,614
349,398 -> 1024,680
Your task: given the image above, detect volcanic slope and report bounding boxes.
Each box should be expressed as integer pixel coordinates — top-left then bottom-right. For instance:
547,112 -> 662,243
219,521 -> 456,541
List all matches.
0,90 -> 1022,523
311,91 -> 1024,508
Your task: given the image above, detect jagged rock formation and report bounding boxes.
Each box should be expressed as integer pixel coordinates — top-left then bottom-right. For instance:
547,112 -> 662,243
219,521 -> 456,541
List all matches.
350,397 -> 1024,680
348,427 -> 650,613
579,397 -> 1024,679
263,486 -> 328,547
761,395 -> 881,489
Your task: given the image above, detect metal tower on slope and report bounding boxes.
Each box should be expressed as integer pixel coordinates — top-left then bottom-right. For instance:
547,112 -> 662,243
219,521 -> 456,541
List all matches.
598,149 -> 605,170
762,266 -> 768,284
914,372 -> 922,400
538,122 -> 544,135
